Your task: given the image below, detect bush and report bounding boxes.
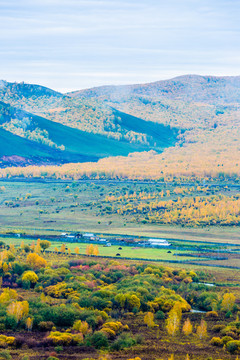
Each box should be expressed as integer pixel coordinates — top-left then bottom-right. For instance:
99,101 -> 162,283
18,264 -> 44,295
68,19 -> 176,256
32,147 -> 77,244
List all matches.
38,321 -> 54,331
47,332 -> 83,346
213,324 -> 225,332
155,310 -> 165,320
226,340 -> 240,354
0,350 -> 12,359
0,335 -> 15,347
89,331 -> 109,349
209,337 -> 222,347
111,333 -> 136,351
206,311 -> 218,318
225,311 -> 232,318
222,336 -> 234,345
4,317 -> 17,331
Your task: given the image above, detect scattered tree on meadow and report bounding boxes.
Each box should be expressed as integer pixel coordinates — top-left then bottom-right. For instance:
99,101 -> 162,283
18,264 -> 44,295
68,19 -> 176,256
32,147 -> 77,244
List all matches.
144,312 -> 156,328
221,293 -> 236,312
39,240 -> 51,251
60,244 -> 66,253
182,318 -> 192,336
196,319 -> 207,340
26,317 -> 33,331
166,302 -> 182,336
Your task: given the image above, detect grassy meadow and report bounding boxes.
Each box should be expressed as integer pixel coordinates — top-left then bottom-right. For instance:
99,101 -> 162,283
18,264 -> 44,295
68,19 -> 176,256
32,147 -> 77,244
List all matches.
0,180 -> 240,245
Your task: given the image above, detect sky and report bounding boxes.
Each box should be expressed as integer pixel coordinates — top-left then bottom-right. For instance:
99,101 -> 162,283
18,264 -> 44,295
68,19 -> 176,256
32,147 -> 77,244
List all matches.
0,0 -> 240,92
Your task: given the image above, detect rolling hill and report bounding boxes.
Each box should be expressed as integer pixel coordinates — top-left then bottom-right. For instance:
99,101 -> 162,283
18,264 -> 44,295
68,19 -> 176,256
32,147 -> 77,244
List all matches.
0,75 -> 240,180
0,100 -> 178,167
68,74 -> 240,104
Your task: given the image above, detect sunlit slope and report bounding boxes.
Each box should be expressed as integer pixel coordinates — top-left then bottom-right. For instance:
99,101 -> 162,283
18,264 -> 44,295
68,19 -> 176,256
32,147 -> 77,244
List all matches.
0,101 -> 179,166
69,75 -> 240,104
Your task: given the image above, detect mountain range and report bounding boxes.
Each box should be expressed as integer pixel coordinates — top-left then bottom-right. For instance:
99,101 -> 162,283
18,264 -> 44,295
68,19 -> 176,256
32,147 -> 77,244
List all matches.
0,74 -> 240,169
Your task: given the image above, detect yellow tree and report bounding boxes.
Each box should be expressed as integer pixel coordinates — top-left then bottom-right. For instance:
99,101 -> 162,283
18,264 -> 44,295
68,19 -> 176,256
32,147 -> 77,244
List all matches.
40,293 -> 46,303
7,300 -> 29,323
20,241 -> 25,250
30,241 -> 35,252
2,263 -> 8,274
182,318 -> 192,336
86,244 -> 94,255
9,244 -> 16,254
26,253 -> 47,269
35,242 -> 41,254
221,293 -> 236,312
93,245 -> 99,256
166,302 -> 182,336
60,244 -> 66,253
0,288 -> 18,304
68,248 -> 71,255
75,247 -> 79,255
196,319 -> 207,340
144,312 -> 156,328
26,317 -> 33,331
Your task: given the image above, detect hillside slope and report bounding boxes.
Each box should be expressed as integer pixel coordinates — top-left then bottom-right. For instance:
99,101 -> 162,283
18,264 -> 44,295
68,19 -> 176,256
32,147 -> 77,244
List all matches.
0,80 -> 179,146
0,101 -> 178,167
69,74 -> 240,104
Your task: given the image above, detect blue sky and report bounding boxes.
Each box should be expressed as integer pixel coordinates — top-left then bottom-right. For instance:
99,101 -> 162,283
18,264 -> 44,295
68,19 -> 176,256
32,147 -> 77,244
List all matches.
0,0 -> 240,92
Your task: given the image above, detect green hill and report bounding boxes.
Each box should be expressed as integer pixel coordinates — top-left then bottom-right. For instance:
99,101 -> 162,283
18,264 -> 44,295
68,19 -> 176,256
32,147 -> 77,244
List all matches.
0,101 -> 178,167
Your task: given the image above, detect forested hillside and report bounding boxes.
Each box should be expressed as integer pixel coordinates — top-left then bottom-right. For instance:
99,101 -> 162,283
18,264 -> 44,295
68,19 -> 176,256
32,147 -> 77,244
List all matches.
0,76 -> 240,180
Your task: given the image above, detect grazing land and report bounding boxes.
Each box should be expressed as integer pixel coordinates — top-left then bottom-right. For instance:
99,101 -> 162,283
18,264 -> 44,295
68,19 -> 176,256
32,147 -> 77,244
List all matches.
0,180 -> 240,244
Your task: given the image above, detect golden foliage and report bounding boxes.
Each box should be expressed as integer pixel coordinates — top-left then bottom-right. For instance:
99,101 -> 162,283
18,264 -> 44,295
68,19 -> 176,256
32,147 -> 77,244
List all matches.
26,253 -> 47,269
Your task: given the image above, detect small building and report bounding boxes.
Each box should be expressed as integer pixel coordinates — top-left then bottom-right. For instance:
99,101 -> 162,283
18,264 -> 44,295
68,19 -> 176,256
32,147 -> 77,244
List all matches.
148,238 -> 171,247
83,233 -> 94,238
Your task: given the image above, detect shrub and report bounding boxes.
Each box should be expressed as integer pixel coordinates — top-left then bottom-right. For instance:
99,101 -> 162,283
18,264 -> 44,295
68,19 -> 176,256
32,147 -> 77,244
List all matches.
4,316 -> 17,330
206,311 -> 218,318
22,271 -> 38,285
100,328 -> 116,338
225,311 -> 232,318
0,335 -> 15,347
89,331 -> 109,349
226,340 -> 240,354
213,324 -> 225,332
209,337 -> 222,346
38,321 -> 54,331
111,333 -> 136,351
155,310 -> 165,320
0,350 -> 12,359
72,320 -> 89,335
47,332 -> 83,346
222,336 -> 234,345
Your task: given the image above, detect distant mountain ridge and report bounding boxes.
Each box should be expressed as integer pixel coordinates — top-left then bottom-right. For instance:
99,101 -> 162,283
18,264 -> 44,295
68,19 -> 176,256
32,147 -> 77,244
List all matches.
1,74 -> 240,171
68,74 -> 240,104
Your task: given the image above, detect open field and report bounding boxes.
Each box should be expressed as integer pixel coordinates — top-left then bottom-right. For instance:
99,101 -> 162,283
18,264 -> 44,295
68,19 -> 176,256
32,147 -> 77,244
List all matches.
3,237 -> 209,262
0,180 -> 240,245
